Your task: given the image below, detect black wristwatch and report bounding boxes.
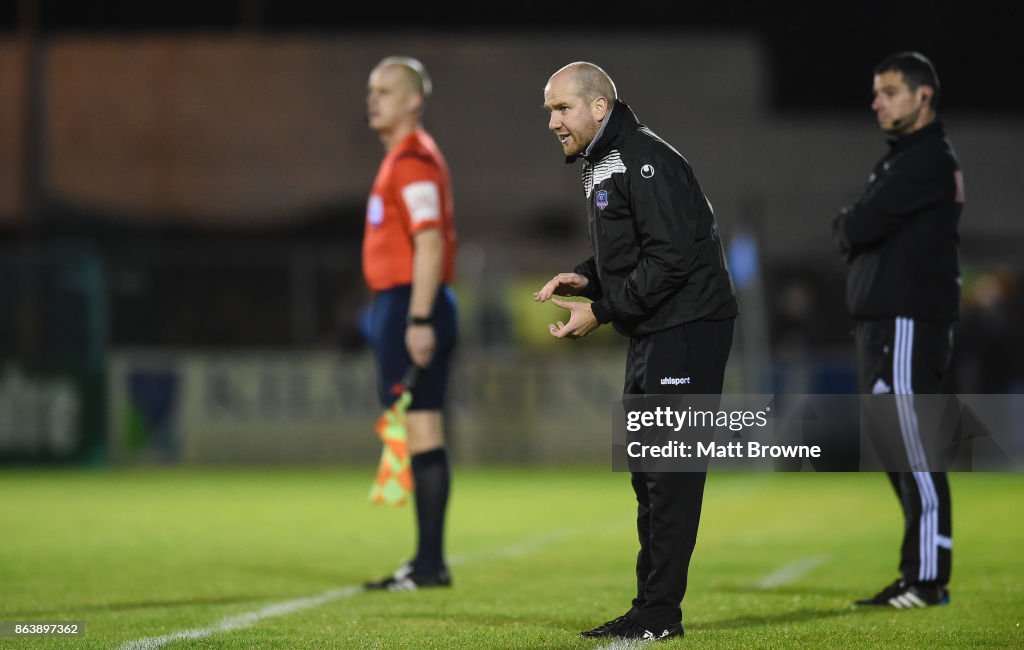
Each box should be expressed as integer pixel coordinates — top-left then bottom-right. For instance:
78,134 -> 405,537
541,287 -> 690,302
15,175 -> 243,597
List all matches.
407,315 -> 433,326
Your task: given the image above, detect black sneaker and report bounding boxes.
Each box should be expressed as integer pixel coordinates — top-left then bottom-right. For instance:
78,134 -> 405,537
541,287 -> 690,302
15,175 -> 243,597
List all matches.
855,578 -> 949,608
363,563 -> 452,591
579,613 -> 630,639
583,615 -> 683,641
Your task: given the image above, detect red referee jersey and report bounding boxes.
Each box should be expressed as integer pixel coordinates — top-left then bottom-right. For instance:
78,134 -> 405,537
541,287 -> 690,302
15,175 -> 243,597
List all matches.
362,129 -> 457,292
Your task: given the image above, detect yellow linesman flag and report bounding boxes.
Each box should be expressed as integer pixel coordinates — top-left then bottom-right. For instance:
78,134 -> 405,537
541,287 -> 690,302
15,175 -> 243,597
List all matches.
369,367 -> 419,505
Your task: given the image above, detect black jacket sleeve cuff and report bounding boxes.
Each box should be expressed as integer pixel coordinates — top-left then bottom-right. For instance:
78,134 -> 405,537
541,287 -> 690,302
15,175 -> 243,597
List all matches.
572,265 -> 602,301
591,299 -> 614,324
580,282 -> 602,301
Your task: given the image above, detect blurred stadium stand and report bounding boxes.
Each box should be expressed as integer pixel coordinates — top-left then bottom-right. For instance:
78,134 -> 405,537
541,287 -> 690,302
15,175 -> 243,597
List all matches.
2,19 -> 1022,464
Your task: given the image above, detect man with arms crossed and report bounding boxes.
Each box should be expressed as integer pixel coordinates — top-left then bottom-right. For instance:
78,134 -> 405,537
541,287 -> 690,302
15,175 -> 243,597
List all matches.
834,52 -> 962,608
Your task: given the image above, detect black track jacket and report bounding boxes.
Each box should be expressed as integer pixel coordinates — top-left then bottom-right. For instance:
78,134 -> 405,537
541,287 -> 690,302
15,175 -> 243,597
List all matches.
833,121 -> 963,322
569,100 -> 738,338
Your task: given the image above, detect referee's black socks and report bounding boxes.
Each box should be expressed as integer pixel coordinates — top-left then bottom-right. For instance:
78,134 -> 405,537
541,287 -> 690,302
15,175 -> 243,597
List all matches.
411,447 -> 450,574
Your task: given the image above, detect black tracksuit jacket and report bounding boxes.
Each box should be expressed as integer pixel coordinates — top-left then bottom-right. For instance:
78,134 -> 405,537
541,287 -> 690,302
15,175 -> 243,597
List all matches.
833,121 -> 963,322
570,100 -> 738,337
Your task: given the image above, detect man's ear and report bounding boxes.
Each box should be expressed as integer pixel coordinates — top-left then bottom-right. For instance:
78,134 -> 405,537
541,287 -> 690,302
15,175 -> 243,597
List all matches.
407,91 -> 425,114
592,96 -> 610,122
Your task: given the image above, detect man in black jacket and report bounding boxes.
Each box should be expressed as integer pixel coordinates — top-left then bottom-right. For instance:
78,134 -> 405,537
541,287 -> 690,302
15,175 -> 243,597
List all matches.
535,61 -> 737,641
834,52 -> 962,608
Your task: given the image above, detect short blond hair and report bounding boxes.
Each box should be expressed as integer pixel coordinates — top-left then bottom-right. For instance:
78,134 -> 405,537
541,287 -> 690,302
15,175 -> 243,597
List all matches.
373,56 -> 432,99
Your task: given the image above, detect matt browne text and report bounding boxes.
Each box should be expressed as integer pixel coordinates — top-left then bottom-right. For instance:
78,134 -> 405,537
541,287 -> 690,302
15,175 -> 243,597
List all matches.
626,441 -> 822,459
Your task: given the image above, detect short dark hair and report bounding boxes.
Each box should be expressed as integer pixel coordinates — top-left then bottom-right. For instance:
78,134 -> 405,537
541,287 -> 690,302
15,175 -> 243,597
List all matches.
875,51 -> 940,109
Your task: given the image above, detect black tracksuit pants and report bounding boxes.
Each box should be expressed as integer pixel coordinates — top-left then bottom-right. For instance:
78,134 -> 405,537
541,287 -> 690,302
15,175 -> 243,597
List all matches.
624,317 -> 734,629
856,317 -> 953,586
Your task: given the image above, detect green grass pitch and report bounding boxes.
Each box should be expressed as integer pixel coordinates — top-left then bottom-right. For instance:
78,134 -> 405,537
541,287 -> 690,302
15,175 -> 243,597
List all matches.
1,468 -> 1022,648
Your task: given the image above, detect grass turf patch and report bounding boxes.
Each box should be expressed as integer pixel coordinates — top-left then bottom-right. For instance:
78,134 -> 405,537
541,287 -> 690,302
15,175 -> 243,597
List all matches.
0,469 -> 1021,648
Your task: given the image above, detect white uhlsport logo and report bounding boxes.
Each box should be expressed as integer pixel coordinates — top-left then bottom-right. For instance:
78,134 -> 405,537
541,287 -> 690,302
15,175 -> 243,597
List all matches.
641,164 -> 655,178
661,376 -> 691,386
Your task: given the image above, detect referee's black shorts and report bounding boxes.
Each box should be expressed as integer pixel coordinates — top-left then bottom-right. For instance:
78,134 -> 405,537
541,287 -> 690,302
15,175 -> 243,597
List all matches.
366,284 -> 457,410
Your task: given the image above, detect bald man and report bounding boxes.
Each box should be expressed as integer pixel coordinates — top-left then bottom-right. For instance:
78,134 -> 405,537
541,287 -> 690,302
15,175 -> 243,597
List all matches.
361,57 -> 458,591
536,62 -> 737,640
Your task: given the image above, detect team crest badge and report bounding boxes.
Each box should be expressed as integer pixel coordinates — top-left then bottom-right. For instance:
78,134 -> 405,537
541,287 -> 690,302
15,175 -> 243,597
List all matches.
596,190 -> 609,210
367,195 -> 384,227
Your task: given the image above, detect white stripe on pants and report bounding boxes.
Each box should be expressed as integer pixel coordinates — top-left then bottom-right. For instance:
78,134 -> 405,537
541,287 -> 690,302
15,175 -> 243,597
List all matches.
893,317 -> 939,582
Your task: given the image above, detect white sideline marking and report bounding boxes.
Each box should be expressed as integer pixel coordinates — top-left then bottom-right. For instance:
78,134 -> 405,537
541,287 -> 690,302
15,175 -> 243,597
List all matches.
448,527 -> 584,565
595,639 -> 651,650
119,523 -> 612,650
118,587 -> 360,650
755,555 -> 828,589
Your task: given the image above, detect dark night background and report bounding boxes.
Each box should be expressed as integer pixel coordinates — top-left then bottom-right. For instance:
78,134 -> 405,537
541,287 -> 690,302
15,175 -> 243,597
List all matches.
2,0 -> 1022,465
5,1 -> 1019,114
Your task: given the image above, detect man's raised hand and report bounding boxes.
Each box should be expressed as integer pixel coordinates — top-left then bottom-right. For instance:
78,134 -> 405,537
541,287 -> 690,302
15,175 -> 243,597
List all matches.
533,272 -> 589,302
